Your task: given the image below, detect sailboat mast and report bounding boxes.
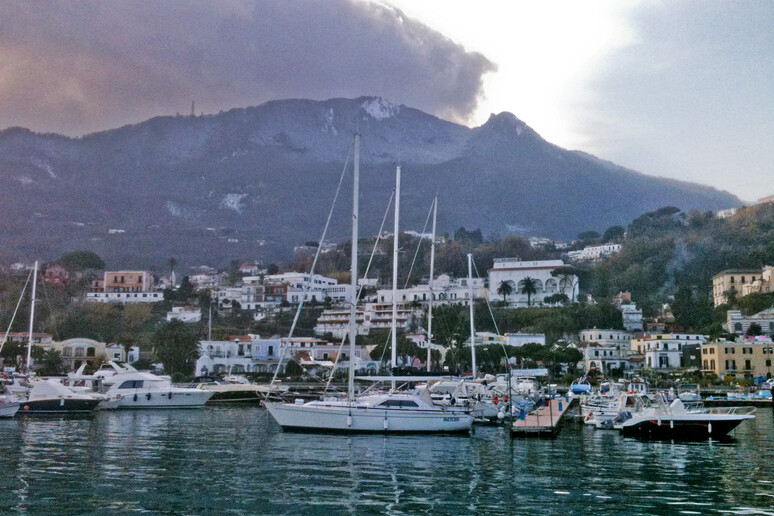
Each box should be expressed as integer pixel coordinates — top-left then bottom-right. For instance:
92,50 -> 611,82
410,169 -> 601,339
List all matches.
467,253 -> 476,378
26,260 -> 38,373
348,133 -> 360,401
391,165 -> 401,387
427,196 -> 437,372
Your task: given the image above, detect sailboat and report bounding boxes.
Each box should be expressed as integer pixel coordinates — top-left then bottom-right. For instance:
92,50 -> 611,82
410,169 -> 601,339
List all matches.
7,261 -> 101,413
265,134 -> 473,433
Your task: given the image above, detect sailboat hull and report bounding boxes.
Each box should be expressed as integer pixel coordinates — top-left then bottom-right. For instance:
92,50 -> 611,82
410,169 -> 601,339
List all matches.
265,402 -> 473,434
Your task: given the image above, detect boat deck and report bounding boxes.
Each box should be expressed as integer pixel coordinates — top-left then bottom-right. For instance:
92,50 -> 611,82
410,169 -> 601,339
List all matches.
511,396 -> 575,438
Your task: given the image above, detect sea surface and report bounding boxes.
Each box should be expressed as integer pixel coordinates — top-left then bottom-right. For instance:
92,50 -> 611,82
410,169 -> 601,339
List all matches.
0,406 -> 772,515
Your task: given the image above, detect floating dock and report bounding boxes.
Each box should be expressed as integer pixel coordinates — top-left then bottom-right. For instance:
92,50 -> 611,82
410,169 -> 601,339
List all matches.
511,396 -> 576,438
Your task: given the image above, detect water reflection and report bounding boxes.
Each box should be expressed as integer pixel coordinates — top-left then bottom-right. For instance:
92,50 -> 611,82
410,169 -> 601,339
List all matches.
0,408 -> 771,514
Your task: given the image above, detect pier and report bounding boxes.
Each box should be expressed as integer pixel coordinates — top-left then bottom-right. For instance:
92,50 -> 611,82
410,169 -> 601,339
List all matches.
511,396 -> 576,438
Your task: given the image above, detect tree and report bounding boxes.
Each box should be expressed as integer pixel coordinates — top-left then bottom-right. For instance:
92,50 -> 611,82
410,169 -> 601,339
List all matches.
284,359 -> 304,377
497,280 -> 514,304
57,250 -> 105,271
577,231 -> 601,243
176,276 -> 195,301
602,226 -> 625,243
152,320 -> 200,379
519,277 -> 538,307
37,349 -> 64,376
551,266 -> 578,300
747,323 -> 763,336
544,293 -> 569,305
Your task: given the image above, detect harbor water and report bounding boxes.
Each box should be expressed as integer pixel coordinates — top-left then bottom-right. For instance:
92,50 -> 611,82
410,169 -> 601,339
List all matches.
1,407 -> 772,514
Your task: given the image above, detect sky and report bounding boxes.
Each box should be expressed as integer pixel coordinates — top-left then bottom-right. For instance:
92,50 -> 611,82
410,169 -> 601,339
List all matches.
0,0 -> 771,201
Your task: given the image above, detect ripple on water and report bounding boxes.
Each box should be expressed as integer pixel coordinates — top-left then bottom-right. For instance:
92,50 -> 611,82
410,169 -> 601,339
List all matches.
0,409 -> 772,514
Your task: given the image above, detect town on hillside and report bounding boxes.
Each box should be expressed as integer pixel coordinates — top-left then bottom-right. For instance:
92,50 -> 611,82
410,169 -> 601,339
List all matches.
2,200 -> 774,387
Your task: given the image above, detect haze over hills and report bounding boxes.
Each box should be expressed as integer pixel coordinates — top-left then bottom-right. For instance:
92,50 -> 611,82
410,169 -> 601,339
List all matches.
0,96 -> 741,270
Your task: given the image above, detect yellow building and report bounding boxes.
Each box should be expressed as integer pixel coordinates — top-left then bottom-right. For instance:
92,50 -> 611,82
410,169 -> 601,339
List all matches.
712,269 -> 762,307
700,340 -> 774,379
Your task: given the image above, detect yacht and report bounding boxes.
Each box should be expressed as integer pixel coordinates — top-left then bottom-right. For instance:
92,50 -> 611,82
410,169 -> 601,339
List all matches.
613,394 -> 755,438
17,378 -> 101,413
0,394 -> 20,418
188,376 -> 264,403
103,370 -> 214,408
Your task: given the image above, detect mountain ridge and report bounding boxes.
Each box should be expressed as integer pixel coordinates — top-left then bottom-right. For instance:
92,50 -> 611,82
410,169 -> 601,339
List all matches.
0,96 -> 741,269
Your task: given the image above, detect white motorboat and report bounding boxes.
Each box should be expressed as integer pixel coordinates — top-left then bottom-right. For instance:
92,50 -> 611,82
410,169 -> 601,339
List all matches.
0,395 -> 20,417
265,135 -> 472,433
266,391 -> 472,433
188,376 -> 264,403
17,379 -> 101,413
613,394 -> 755,439
103,370 -> 214,408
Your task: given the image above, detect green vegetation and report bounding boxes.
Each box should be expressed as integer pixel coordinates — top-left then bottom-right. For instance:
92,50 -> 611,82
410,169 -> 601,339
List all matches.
151,320 -> 200,380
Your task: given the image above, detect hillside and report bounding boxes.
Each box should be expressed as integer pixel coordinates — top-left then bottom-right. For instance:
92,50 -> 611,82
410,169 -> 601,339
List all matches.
0,96 -> 741,269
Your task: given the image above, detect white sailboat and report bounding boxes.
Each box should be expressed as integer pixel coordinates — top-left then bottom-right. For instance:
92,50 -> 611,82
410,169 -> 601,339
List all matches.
265,134 -> 473,433
5,261 -> 101,414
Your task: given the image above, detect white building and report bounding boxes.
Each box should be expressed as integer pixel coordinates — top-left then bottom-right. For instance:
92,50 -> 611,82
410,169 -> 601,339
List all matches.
505,333 -> 546,347
488,259 -> 577,306
166,306 -> 202,323
620,303 -> 644,332
566,244 -> 622,262
195,335 -> 371,376
715,208 -> 738,219
314,303 -> 419,339
630,333 -> 708,369
726,308 -> 774,335
266,272 -> 352,304
579,329 -> 636,372
375,274 -> 485,307
216,284 -> 265,310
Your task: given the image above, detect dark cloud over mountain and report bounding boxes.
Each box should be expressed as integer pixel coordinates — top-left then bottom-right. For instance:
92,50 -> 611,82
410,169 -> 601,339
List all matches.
0,0 -> 494,135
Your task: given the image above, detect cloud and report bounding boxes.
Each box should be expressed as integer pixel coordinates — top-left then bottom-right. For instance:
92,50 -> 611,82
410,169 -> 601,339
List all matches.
0,0 -> 495,135
576,1 -> 774,201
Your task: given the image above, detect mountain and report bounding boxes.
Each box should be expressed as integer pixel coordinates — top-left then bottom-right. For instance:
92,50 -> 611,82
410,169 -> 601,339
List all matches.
0,96 -> 741,270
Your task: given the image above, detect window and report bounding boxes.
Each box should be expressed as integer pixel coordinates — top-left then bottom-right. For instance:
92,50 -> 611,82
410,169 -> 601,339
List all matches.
743,347 -> 753,355
745,360 -> 752,370
378,399 -> 419,408
118,380 -> 143,389
767,360 -> 771,367
734,323 -> 743,332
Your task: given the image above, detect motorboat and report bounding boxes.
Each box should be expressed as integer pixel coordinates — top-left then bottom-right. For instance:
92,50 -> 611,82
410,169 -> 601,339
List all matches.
613,394 -> 755,439
63,365 -> 122,410
188,376 -> 264,403
0,393 -> 20,418
265,390 -> 473,433
677,384 -> 702,402
17,378 -> 101,413
103,370 -> 214,408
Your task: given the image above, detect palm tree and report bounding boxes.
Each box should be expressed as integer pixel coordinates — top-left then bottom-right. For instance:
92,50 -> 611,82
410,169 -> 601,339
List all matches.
519,276 -> 538,307
497,280 -> 514,304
